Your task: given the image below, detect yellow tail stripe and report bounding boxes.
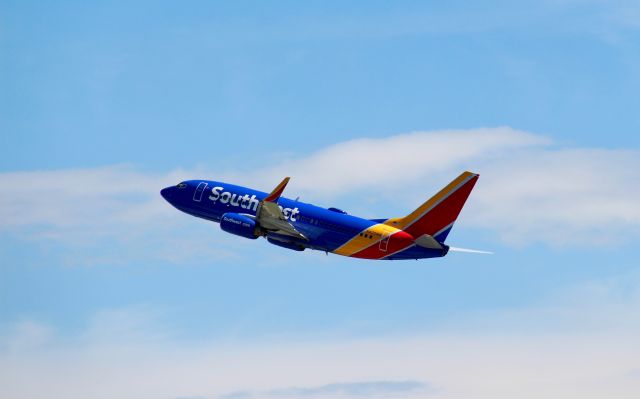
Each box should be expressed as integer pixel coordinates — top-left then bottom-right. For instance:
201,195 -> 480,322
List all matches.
384,171 -> 477,230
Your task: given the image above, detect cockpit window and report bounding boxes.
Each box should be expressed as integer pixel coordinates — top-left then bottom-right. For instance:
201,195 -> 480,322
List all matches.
176,182 -> 187,189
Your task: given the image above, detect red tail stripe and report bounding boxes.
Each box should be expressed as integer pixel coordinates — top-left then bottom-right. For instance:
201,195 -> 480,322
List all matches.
403,175 -> 477,238
350,231 -> 414,259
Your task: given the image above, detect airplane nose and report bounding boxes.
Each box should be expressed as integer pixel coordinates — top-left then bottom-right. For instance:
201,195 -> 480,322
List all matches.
160,187 -> 174,201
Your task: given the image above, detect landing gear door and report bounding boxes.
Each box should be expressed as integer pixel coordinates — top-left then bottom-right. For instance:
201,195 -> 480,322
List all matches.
193,182 -> 208,202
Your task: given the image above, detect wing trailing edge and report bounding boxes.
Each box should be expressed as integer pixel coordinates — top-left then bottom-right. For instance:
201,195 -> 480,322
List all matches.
257,177 -> 307,240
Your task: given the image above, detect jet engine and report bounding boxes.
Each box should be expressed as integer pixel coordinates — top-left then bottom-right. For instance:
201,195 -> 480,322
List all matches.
220,213 -> 259,239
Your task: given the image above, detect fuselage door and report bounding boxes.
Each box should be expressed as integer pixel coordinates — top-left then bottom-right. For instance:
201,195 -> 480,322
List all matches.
379,232 -> 390,252
193,182 -> 208,202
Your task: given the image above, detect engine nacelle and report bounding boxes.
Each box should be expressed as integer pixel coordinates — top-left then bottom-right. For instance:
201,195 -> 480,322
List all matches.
220,213 -> 259,239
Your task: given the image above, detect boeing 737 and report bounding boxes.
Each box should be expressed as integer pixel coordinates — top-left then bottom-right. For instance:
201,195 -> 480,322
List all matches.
160,171 -> 482,260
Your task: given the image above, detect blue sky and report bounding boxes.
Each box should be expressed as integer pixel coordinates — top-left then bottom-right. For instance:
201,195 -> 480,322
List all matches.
1,1 -> 640,398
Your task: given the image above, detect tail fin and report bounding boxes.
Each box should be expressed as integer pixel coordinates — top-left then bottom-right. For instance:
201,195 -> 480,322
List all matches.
384,171 -> 479,242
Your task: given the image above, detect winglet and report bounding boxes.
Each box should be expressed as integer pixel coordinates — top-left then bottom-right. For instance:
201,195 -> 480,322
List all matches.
263,177 -> 290,203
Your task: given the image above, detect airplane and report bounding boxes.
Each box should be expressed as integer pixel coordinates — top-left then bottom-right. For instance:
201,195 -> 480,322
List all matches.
160,171 -> 485,260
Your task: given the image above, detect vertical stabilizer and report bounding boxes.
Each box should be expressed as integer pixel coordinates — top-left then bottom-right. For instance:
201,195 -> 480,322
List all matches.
384,172 -> 479,242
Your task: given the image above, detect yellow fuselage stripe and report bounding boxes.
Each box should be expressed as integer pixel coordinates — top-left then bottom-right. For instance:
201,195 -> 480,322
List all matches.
333,223 -> 402,257
334,171 -> 477,257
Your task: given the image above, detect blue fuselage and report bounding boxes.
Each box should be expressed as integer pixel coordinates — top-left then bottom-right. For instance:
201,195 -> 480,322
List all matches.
161,180 -> 446,260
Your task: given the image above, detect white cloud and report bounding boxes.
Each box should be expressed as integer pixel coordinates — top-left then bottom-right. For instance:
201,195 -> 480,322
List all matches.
0,164 -> 178,229
251,128 -> 640,246
218,380 -> 430,399
254,127 -> 548,196
3,331 -> 638,399
81,305 -> 171,346
1,127 -> 638,252
467,147 -> 640,245
0,164 -> 251,265
0,320 -> 53,354
1,273 -> 639,399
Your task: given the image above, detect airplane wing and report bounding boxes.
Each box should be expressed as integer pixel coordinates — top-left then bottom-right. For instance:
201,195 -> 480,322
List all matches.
256,177 -> 308,240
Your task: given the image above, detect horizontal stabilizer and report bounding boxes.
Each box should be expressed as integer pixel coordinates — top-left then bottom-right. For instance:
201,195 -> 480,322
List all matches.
414,234 -> 444,250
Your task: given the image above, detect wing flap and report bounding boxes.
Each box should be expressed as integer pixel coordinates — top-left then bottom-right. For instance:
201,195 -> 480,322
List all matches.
256,178 -> 307,240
